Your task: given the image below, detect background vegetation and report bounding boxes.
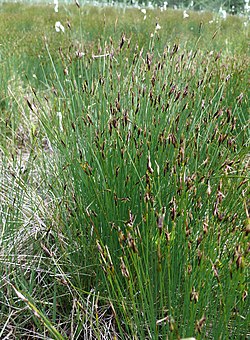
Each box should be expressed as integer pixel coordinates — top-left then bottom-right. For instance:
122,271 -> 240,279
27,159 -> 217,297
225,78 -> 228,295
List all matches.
114,0 -> 248,13
0,0 -> 249,13
0,2 -> 249,339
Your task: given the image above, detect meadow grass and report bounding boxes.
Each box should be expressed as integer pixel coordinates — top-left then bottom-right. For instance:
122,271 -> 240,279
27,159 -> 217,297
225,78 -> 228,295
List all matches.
0,3 -> 249,339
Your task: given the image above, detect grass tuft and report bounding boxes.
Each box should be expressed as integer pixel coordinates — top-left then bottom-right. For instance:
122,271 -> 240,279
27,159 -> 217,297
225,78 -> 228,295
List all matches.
0,3 -> 249,339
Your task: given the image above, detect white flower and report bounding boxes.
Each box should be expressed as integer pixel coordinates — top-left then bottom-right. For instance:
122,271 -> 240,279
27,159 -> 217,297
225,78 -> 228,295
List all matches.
219,6 -> 227,19
55,21 -> 65,33
140,8 -> 147,19
183,10 -> 189,19
54,0 -> 58,13
160,2 -> 168,11
148,1 -> 154,9
155,23 -> 161,31
244,0 -> 250,13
